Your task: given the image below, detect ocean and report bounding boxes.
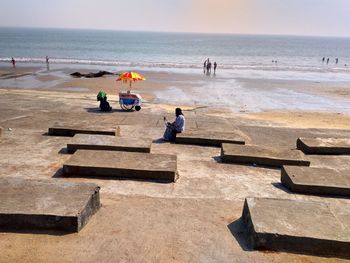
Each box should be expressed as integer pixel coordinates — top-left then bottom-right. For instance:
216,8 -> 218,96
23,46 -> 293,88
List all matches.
1,27 -> 350,78
1,27 -> 350,112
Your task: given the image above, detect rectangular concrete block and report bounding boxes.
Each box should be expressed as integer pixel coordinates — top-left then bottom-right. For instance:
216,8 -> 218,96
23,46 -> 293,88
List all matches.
297,137 -> 350,155
176,130 -> 245,147
281,166 -> 350,196
67,134 -> 151,153
0,177 -> 100,232
221,144 -> 310,167
48,126 -> 116,137
242,197 -> 350,258
63,150 -> 178,182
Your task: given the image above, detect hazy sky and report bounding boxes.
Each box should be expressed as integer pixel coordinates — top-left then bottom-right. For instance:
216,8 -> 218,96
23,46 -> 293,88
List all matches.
0,0 -> 349,37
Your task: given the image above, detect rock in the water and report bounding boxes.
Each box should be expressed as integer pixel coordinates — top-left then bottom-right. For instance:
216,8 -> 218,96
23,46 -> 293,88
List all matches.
71,71 -> 114,78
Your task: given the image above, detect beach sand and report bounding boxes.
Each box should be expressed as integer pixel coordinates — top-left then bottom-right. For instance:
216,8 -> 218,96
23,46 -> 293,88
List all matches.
0,65 -> 350,262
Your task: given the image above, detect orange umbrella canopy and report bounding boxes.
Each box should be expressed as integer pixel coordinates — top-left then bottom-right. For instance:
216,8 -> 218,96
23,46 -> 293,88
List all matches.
117,72 -> 146,81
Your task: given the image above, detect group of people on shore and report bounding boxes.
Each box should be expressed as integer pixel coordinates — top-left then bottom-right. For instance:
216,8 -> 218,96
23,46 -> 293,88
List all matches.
10,56 -> 50,69
322,57 -> 341,65
203,58 -> 217,75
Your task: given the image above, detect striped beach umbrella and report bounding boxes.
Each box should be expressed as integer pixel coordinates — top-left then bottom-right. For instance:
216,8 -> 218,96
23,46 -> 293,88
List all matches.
117,71 -> 146,90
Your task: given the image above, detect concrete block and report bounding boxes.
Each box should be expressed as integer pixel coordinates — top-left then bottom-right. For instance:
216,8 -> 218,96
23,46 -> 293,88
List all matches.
221,144 -> 310,167
242,197 -> 350,258
48,126 -> 115,137
176,130 -> 245,147
297,137 -> 350,155
0,177 -> 100,232
67,134 -> 151,153
281,166 -> 350,196
63,150 -> 178,182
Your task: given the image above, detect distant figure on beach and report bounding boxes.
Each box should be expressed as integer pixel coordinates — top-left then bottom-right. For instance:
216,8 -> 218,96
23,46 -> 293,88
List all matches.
207,61 -> 212,74
336,58 -> 339,64
322,57 -> 325,63
213,62 -> 217,74
46,56 -> 49,70
326,58 -> 329,64
163,108 -> 185,142
203,59 -> 207,73
11,57 -> 15,68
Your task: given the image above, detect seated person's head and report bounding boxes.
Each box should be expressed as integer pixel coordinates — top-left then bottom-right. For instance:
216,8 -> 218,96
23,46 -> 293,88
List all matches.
175,108 -> 183,116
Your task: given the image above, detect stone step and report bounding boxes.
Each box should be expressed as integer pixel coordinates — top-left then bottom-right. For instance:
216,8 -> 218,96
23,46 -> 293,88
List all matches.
67,134 -> 151,153
281,166 -> 350,196
221,144 -> 310,167
176,129 -> 245,147
297,137 -> 350,155
0,177 -> 100,232
242,197 -> 350,258
48,126 -> 115,137
63,150 -> 178,182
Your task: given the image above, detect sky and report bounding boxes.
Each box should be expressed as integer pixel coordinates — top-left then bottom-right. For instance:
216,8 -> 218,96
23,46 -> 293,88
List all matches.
0,0 -> 349,37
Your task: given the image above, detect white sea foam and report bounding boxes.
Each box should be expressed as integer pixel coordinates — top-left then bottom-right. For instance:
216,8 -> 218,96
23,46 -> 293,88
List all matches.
155,78 -> 350,113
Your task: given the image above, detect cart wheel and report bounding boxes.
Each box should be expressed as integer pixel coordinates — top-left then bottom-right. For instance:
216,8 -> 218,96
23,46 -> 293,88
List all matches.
135,106 -> 141,111
121,104 -> 134,111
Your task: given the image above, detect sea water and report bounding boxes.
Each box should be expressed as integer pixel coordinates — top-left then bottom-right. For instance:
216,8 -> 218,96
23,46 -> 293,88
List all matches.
1,27 -> 350,112
1,27 -> 350,79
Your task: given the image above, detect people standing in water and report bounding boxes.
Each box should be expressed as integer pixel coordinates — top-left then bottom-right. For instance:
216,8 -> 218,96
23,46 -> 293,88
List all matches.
322,57 -> 325,63
11,57 -> 15,68
207,61 -> 212,74
326,58 -> 330,64
335,58 -> 339,64
213,62 -> 217,74
203,59 -> 207,73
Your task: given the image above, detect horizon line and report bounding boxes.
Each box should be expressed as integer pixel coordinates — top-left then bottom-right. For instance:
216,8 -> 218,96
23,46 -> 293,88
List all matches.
1,25 -> 350,39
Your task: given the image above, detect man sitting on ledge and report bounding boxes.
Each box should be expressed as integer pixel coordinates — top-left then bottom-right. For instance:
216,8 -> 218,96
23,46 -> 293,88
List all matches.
163,108 -> 185,142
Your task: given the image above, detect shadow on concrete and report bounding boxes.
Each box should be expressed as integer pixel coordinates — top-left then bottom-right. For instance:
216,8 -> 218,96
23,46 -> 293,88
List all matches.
58,147 -> 70,155
84,107 -> 129,113
215,158 -> 282,171
272,182 -> 350,200
227,218 -> 252,252
212,156 -> 222,162
152,138 -> 170,144
0,228 -> 73,236
271,182 -> 292,194
52,168 -> 64,178
53,168 -> 173,184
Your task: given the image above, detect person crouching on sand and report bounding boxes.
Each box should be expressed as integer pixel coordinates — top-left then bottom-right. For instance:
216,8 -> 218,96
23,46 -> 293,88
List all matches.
163,108 -> 185,142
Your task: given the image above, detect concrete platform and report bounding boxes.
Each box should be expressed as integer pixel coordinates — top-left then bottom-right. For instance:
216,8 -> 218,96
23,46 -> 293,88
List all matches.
0,177 -> 100,232
221,144 -> 310,167
48,126 -> 116,137
63,150 -> 178,182
297,137 -> 350,155
67,134 -> 151,153
176,129 -> 245,147
281,166 -> 350,196
242,197 -> 350,258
